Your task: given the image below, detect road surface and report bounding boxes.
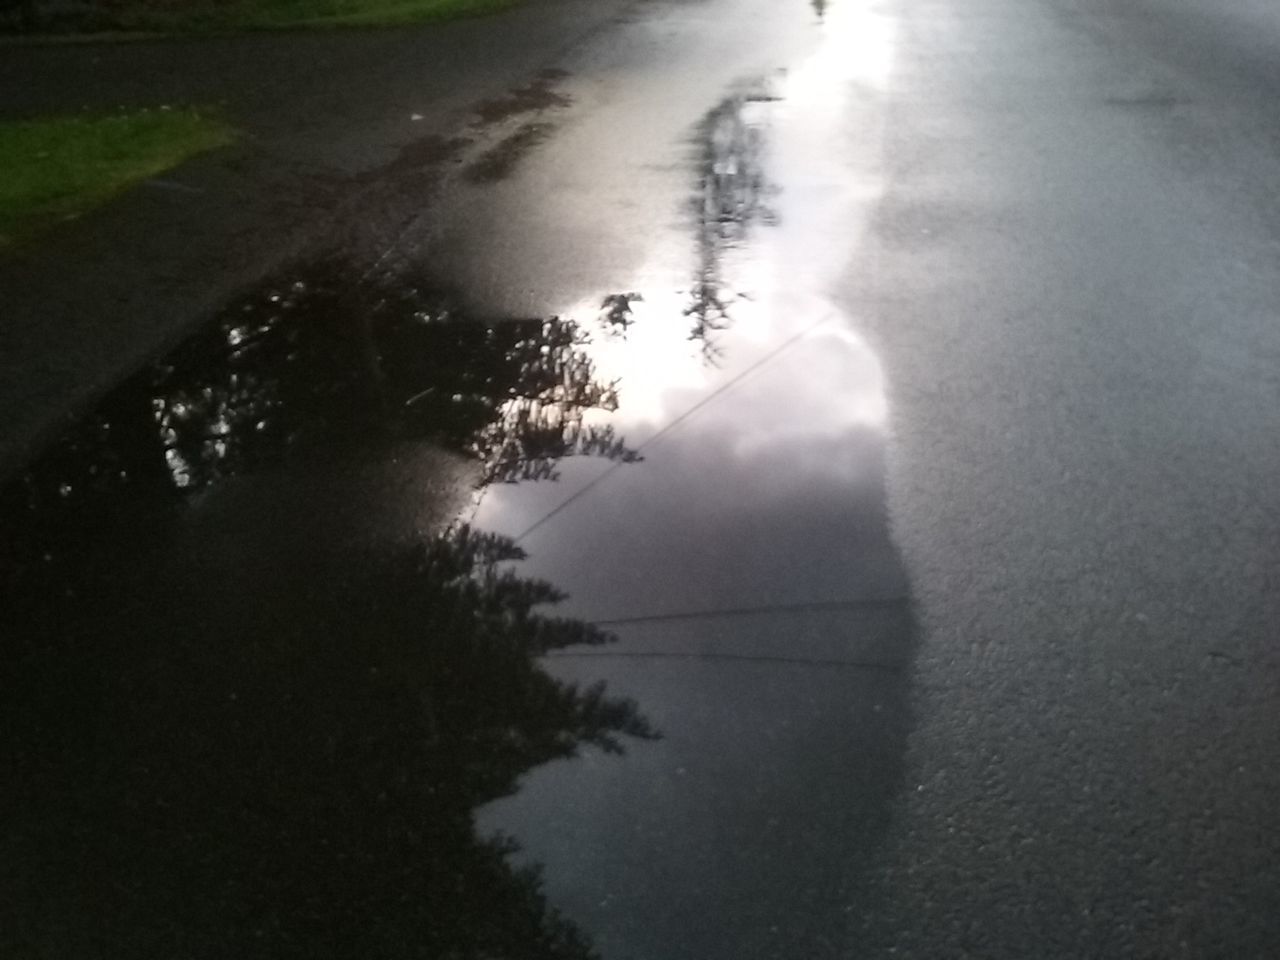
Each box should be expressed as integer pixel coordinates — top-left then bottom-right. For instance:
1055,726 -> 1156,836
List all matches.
3,0 -> 1280,956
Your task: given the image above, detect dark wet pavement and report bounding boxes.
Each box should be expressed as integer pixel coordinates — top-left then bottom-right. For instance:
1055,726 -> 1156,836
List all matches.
8,0 -> 1280,954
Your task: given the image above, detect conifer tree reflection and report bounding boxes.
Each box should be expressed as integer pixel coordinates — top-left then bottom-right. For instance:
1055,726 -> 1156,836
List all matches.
6,523 -> 657,958
18,259 -> 638,502
0,260 -> 658,957
4,260 -> 644,570
160,261 -> 640,488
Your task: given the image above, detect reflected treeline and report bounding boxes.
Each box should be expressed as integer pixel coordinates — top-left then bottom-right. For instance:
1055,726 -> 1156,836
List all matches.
5,524 -> 657,957
0,258 -> 659,956
5,258 -> 638,530
687,89 -> 778,362
178,261 -> 639,486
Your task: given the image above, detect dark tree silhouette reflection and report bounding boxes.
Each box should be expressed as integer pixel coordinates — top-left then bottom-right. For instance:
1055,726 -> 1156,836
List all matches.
165,262 -> 641,486
6,524 -> 656,958
5,258 -> 638,524
0,259 -> 657,958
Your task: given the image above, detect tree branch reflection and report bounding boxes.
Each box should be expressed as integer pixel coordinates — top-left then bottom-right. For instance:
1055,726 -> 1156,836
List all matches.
0,257 -> 659,958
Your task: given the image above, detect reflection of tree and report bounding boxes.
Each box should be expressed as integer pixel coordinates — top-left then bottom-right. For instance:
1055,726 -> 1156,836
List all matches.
6,524 -> 657,958
189,263 -> 641,487
686,90 -> 778,363
0,258 -> 659,957
9,260 -> 639,516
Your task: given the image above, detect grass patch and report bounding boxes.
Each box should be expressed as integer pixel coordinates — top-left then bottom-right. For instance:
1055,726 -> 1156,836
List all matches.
239,0 -> 520,29
3,0 -> 521,35
0,108 -> 234,245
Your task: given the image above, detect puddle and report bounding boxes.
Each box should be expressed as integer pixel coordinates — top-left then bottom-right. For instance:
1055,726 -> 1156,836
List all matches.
1,2 -> 911,955
455,6 -> 909,954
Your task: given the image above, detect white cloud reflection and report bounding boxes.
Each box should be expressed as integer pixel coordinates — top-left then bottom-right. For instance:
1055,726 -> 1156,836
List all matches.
475,0 -> 897,538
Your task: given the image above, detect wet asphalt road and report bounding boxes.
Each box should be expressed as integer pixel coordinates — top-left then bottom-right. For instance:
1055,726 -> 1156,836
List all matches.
848,0 -> 1280,954
5,0 -> 1280,956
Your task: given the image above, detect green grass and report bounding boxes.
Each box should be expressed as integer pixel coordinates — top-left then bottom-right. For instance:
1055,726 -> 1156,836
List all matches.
88,0 -> 520,33
244,0 -> 520,28
0,108 -> 235,245
1,0 -> 520,37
